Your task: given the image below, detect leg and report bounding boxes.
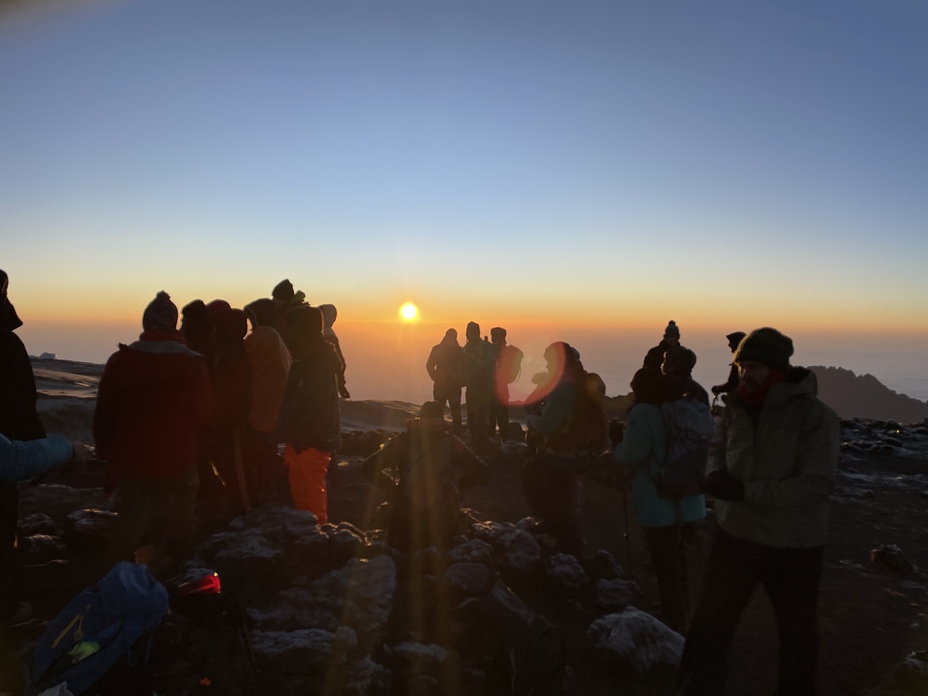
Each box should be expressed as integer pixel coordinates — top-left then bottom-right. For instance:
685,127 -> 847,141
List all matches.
643,525 -> 689,633
0,482 -> 20,620
104,479 -> 160,568
761,546 -> 824,696
449,387 -> 463,432
678,530 -> 761,695
285,445 -> 330,524
161,467 -> 200,554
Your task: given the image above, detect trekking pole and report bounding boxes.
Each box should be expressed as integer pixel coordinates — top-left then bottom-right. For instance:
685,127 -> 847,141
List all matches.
623,487 -> 633,578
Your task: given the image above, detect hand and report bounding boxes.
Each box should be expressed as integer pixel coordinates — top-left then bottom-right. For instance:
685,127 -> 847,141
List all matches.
703,469 -> 745,501
711,385 -> 723,395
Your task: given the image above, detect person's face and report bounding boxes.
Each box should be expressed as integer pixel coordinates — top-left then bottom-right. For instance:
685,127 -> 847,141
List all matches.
739,360 -> 770,393
665,334 -> 679,347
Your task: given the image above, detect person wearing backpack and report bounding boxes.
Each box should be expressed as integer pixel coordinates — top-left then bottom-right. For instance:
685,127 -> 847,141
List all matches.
275,305 -> 341,524
612,367 -> 707,634
362,401 -> 488,553
488,327 -> 523,442
461,321 -> 495,453
94,292 -> 214,573
522,342 -> 607,556
677,328 -> 839,696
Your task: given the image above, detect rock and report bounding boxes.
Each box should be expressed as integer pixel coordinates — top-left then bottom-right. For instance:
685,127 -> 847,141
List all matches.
588,607 -> 684,674
870,544 -> 915,574
20,513 -> 58,537
580,548 -> 625,582
591,578 -> 642,612
251,627 -> 342,674
64,507 -> 117,552
546,553 -> 589,598
446,538 -> 495,567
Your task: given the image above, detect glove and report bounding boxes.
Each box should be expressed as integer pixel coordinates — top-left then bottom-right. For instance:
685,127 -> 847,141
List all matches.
703,469 -> 745,501
711,385 -> 723,395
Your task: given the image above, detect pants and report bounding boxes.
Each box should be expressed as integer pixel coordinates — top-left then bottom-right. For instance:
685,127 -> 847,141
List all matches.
465,388 -> 491,451
284,444 -> 329,524
678,529 -> 824,696
104,467 -> 199,568
643,523 -> 699,633
521,452 -> 584,555
0,482 -> 19,620
488,390 -> 509,439
432,383 -> 462,430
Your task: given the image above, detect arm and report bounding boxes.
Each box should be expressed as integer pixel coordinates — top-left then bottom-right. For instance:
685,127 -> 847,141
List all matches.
425,346 -> 440,382
743,404 -> 839,508
92,354 -> 120,461
526,382 -> 577,434
0,433 -> 72,482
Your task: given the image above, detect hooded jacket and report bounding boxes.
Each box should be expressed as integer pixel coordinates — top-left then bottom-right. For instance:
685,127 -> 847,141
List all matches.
710,367 -> 839,548
243,326 -> 292,433
426,334 -> 463,390
275,337 -> 341,453
94,333 -> 213,484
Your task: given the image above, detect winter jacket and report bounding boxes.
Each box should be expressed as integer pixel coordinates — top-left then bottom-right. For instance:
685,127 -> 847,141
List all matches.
711,367 -> 839,548
614,403 -> 707,528
94,334 -> 213,484
275,338 -> 341,453
0,434 -> 72,483
243,326 -> 292,433
462,339 -> 495,396
0,329 -> 46,441
426,338 -> 463,390
643,341 -> 671,371
210,309 -> 252,433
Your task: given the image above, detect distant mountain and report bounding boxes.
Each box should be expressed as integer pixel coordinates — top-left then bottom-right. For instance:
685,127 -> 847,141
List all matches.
810,366 -> 928,423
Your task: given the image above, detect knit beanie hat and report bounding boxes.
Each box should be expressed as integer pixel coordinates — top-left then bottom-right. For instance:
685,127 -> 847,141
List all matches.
419,401 -> 444,420
142,291 -> 178,332
490,327 -> 507,342
245,298 -> 277,329
205,299 -> 231,315
664,320 -> 680,339
725,331 -> 746,344
734,327 -> 794,370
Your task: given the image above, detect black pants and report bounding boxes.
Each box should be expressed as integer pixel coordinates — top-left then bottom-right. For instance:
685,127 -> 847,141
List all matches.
433,383 -> 462,430
0,482 -> 19,620
488,393 -> 509,439
465,389 -> 490,451
521,453 -> 583,555
643,523 -> 699,634
678,529 -> 824,696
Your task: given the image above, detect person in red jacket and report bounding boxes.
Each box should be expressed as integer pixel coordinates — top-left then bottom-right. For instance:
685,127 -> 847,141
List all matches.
94,291 -> 213,571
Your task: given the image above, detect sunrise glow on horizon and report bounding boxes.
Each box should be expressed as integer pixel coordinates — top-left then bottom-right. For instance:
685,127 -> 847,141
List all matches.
2,0 -> 925,400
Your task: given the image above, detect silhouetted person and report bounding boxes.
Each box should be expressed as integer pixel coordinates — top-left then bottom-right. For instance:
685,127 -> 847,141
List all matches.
210,308 -> 254,518
678,328 -> 840,695
180,299 -> 213,359
275,306 -> 341,524
461,322 -> 495,453
522,342 -> 607,555
363,401 -> 488,553
663,346 -> 710,407
0,269 -> 47,622
488,327 -> 523,441
711,331 -> 747,397
319,304 -> 350,399
613,367 -> 706,633
95,291 -> 213,571
243,299 -> 292,499
426,328 -> 464,433
271,279 -> 308,337
643,320 -> 683,371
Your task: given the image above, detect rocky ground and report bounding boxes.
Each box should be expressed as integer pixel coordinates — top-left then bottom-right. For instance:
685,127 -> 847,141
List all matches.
2,360 -> 927,695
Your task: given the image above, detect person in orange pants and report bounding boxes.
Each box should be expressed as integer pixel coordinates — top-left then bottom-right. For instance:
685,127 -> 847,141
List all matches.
275,305 -> 341,525
284,444 -> 329,523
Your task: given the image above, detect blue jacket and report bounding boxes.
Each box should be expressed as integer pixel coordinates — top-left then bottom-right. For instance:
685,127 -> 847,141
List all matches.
613,403 -> 706,528
0,434 -> 72,483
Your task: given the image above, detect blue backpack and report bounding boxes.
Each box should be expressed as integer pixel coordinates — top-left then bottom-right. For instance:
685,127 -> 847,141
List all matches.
25,562 -> 169,696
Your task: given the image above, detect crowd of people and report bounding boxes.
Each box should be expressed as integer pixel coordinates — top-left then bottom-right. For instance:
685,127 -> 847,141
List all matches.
0,266 -> 840,694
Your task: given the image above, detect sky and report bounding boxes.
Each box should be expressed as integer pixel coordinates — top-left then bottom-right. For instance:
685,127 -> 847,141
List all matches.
1,0 -> 926,400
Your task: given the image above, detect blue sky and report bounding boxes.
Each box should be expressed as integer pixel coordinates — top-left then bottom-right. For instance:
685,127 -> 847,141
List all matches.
1,0 -> 926,389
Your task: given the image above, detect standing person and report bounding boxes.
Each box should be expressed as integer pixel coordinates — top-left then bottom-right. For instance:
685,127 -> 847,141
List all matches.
94,291 -> 213,571
271,279 -> 308,337
461,322 -> 495,453
209,308 -> 254,518
488,327 -> 523,442
643,320 -> 682,371
522,342 -> 607,555
180,299 -> 213,360
711,331 -> 746,397
425,328 -> 464,434
319,304 -> 350,399
0,269 -> 47,622
678,328 -> 840,695
613,368 -> 707,633
243,299 -> 292,499
662,346 -> 710,407
275,306 -> 341,524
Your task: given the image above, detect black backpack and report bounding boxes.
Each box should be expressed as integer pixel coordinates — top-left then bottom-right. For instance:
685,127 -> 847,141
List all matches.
656,397 -> 715,498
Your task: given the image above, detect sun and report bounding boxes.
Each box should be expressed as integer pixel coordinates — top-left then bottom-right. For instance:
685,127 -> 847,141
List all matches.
399,302 -> 419,322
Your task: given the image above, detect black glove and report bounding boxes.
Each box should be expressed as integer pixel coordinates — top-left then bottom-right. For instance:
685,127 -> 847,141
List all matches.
703,469 -> 745,501
711,384 -> 723,395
